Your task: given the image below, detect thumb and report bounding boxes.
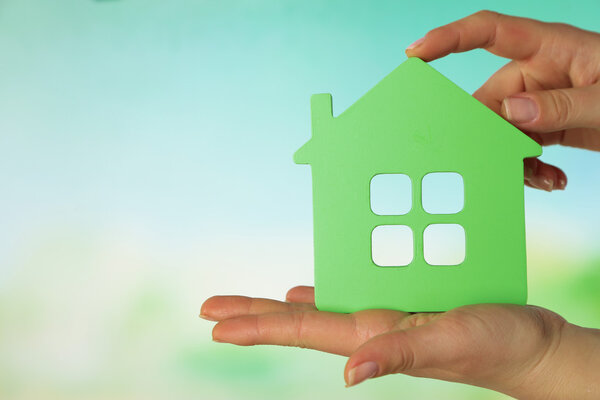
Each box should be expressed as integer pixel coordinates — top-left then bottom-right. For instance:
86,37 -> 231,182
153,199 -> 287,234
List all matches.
501,84 -> 600,132
344,321 -> 464,387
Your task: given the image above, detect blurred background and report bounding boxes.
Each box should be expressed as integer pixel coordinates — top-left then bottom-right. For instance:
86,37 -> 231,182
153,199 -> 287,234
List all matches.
1,1 -> 599,399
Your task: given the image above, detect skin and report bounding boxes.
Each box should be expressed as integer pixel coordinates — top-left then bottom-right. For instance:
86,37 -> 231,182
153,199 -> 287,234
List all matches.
201,11 -> 600,399
412,11 -> 600,191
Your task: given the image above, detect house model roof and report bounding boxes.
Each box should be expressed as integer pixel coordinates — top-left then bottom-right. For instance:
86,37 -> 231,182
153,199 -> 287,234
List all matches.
294,57 -> 542,165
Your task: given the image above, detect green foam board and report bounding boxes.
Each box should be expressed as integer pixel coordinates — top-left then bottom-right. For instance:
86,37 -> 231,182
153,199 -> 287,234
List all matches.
294,57 -> 542,313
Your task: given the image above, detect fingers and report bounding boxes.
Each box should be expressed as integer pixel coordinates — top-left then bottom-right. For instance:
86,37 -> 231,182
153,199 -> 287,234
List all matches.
285,286 -> 315,304
501,85 -> 600,133
203,288 -> 409,356
406,11 -> 544,62
524,158 -> 567,191
473,61 -> 524,113
470,63 -> 568,192
200,287 -> 316,323
212,309 -> 407,356
560,127 -> 600,151
212,311 -> 358,355
200,295 -> 315,321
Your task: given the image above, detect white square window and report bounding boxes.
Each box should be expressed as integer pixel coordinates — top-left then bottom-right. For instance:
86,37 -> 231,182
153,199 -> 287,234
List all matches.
423,224 -> 465,266
422,172 -> 464,214
371,225 -> 413,267
370,174 -> 411,215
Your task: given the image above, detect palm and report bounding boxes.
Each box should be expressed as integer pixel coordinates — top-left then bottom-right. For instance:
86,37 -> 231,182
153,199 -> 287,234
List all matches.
201,286 -> 564,388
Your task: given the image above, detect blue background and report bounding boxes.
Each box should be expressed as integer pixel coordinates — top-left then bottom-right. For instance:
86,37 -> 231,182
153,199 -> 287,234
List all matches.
1,1 -> 599,399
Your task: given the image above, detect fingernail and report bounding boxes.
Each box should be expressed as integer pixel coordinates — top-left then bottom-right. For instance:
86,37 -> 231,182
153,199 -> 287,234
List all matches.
346,362 -> 378,387
502,96 -> 539,123
406,37 -> 425,51
530,175 -> 554,192
557,176 -> 567,190
199,312 -> 216,321
524,165 -> 534,180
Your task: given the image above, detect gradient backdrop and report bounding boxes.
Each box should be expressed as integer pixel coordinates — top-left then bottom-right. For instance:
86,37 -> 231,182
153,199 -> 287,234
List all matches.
1,1 -> 600,399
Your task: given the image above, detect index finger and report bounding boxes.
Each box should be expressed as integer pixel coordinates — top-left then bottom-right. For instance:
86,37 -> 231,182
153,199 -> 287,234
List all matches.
406,10 -> 544,62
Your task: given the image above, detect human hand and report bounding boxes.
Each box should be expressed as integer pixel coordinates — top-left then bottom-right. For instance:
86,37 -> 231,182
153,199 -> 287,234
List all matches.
406,10 -> 600,192
200,286 -> 600,399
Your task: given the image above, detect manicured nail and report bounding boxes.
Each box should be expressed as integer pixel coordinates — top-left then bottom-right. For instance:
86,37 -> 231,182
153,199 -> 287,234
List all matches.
406,37 -> 425,50
346,362 -> 378,387
524,164 -> 534,180
199,312 -> 216,321
502,96 -> 539,123
530,175 -> 553,192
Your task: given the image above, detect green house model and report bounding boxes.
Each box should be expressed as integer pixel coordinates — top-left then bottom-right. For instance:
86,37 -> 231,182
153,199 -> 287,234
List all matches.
294,57 -> 542,313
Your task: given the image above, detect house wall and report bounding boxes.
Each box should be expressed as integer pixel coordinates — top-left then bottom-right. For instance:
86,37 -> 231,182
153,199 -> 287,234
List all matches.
302,58 -> 538,312
309,152 -> 528,312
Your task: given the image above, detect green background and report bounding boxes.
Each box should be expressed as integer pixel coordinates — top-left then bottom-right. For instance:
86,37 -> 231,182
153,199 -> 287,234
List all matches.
1,1 -> 599,399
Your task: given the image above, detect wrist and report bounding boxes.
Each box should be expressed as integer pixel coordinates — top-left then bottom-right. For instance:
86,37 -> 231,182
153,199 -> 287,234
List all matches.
511,321 -> 600,399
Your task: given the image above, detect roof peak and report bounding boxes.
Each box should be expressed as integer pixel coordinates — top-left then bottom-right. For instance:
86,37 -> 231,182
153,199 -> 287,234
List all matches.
294,57 -> 542,165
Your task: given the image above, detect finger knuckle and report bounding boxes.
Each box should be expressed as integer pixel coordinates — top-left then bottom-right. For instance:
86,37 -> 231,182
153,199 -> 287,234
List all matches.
388,332 -> 417,372
593,85 -> 600,127
397,349 -> 416,372
521,307 -> 568,387
291,311 -> 308,348
427,25 -> 449,41
349,313 -> 367,344
546,89 -> 576,127
526,306 -> 566,341
472,9 -> 500,20
435,309 -> 492,374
